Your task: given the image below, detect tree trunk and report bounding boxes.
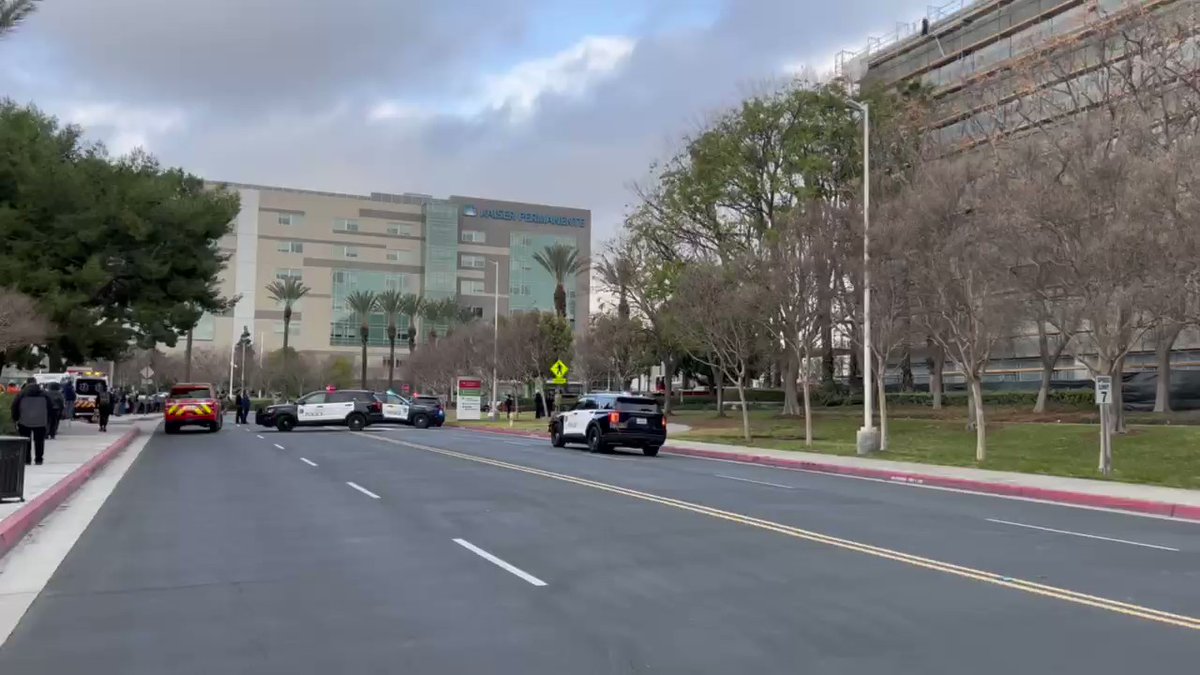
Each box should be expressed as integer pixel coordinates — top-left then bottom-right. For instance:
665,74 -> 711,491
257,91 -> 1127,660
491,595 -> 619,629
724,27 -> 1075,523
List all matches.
1033,320 -> 1069,414
360,338 -> 368,389
387,337 -> 396,391
929,348 -> 944,410
714,367 -> 726,417
877,367 -> 889,451
662,356 -> 675,416
782,352 -> 800,416
1113,355 -> 1127,433
820,293 -> 834,384
899,352 -> 914,392
554,284 -> 567,318
184,329 -> 194,381
801,357 -> 813,447
1153,324 -> 1182,413
735,380 -> 751,442
970,377 -> 986,461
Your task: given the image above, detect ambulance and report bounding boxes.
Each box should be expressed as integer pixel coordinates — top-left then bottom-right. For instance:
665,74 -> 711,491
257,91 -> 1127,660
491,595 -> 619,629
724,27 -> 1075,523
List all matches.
67,367 -> 110,421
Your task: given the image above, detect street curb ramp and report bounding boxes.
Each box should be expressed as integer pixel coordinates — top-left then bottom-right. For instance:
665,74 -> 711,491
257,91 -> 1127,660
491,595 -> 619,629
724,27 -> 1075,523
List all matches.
0,427 -> 141,560
451,424 -> 1200,522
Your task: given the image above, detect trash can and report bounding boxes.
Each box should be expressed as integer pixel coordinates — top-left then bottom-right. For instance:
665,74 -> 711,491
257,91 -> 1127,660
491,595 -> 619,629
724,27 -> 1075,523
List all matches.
0,435 -> 29,503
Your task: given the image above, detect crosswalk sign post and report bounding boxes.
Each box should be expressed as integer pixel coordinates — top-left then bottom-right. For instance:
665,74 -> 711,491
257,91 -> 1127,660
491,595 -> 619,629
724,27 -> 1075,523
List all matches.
550,360 -> 569,385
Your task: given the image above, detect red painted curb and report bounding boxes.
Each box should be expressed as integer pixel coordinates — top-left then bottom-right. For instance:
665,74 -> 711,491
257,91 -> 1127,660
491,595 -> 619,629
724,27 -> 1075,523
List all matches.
0,427 -> 141,559
449,425 -> 1200,521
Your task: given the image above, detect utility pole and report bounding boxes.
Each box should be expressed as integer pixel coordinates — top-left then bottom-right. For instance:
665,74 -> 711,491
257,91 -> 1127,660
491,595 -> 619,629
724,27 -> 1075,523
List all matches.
490,260 -> 500,419
845,98 -> 879,456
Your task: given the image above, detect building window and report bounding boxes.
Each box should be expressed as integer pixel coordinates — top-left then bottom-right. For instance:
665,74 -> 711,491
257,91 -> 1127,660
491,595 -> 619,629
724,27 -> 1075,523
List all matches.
277,241 -> 304,254
387,222 -> 416,237
278,213 -> 302,226
460,254 -> 486,269
468,306 -> 484,319
510,284 -> 531,296
275,268 -> 302,281
427,270 -> 453,289
337,246 -> 359,259
461,280 -> 486,295
274,321 -> 301,335
386,250 -> 419,264
461,230 -> 486,243
334,218 -> 359,233
385,274 -> 408,292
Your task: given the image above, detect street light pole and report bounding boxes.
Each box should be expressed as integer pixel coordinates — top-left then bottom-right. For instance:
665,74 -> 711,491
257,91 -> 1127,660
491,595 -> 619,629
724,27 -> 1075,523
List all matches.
489,260 -> 500,419
847,98 -> 878,456
239,326 -> 250,393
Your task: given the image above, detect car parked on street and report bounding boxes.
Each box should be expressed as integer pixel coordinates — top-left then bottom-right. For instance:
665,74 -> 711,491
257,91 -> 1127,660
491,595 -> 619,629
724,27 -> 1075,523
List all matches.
164,383 -> 222,434
373,392 -> 444,429
549,393 -> 666,455
256,389 -> 381,432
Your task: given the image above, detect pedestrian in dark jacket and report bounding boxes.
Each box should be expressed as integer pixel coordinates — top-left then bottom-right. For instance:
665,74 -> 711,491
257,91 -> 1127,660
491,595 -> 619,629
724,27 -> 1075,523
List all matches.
238,391 -> 251,425
63,380 -> 77,423
96,385 -> 113,432
45,381 -> 66,439
12,378 -> 51,465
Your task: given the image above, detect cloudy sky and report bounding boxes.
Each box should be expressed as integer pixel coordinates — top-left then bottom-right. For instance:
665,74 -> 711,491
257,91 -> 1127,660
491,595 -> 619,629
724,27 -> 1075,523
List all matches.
0,0 -> 932,245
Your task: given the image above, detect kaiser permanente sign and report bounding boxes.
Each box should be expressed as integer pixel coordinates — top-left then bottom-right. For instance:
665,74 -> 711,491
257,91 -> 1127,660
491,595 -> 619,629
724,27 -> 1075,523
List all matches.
463,205 -> 585,228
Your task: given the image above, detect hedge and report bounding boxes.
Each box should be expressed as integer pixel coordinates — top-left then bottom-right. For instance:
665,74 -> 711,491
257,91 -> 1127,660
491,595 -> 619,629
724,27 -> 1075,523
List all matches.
0,393 -> 13,435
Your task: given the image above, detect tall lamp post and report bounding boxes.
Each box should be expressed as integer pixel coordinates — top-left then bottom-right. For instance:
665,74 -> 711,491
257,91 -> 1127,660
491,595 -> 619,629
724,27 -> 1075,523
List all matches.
846,97 -> 878,456
489,260 -> 500,419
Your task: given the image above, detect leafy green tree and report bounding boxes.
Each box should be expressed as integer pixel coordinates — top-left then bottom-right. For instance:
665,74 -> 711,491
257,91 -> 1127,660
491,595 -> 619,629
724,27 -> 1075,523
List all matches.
399,293 -> 423,352
265,278 -> 309,385
0,0 -> 38,37
376,289 -> 405,390
532,243 -> 588,318
345,290 -> 378,389
0,102 -> 240,367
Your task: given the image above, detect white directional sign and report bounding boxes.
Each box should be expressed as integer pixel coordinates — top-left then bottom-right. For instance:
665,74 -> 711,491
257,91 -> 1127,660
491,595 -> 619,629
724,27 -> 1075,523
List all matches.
140,366 -> 154,380
1095,376 -> 1113,405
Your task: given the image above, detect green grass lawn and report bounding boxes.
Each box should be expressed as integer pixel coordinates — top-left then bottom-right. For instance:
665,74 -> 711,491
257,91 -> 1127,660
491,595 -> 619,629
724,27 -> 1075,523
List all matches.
448,412 -> 548,434
671,409 -> 1200,490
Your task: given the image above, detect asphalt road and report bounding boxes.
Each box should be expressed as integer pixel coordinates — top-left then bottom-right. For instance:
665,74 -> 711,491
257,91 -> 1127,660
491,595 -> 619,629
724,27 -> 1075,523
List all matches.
1,420 -> 1198,673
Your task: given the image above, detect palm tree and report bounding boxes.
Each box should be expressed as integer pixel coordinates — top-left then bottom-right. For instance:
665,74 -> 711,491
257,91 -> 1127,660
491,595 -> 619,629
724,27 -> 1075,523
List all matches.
596,251 -> 638,320
376,290 -> 405,391
345,290 -> 378,389
532,243 -> 589,319
421,298 -> 454,345
0,0 -> 39,37
265,279 -> 310,379
399,293 -> 424,353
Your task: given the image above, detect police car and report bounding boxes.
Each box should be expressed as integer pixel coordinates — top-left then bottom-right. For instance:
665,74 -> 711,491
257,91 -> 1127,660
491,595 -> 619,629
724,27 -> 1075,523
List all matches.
256,389 -> 381,432
549,392 -> 666,455
374,391 -> 445,429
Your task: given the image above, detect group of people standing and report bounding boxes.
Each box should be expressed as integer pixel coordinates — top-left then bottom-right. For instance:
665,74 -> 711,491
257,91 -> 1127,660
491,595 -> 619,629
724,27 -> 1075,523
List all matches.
9,377 -> 78,465
232,390 -> 252,425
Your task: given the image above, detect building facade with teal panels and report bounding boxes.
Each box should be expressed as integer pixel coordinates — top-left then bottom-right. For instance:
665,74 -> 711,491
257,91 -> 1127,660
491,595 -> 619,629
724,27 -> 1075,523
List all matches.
192,183 -> 591,380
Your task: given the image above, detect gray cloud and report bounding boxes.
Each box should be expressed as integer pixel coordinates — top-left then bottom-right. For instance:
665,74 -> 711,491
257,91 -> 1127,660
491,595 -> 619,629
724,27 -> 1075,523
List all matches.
1,0 -> 932,243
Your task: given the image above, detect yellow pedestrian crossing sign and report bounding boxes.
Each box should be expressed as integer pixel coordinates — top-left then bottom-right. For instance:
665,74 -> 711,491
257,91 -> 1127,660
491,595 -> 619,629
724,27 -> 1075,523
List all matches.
550,360 -> 569,384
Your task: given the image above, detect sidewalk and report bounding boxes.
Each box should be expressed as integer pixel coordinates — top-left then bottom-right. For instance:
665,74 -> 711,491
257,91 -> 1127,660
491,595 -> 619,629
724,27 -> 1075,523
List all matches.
0,417 -> 155,558
457,425 -> 1200,521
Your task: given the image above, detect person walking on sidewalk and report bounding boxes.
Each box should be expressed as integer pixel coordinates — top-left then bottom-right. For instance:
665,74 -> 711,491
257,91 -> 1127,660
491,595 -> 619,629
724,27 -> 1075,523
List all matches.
45,381 -> 65,439
62,379 -> 76,425
11,378 -> 51,465
96,384 -> 113,432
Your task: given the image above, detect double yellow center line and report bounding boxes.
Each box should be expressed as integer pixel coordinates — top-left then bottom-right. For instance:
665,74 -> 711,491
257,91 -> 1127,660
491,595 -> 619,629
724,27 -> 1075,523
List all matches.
363,433 -> 1200,632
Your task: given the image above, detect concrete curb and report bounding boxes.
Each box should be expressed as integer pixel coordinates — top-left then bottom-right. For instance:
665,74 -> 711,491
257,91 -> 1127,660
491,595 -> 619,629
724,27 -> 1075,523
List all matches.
0,427 -> 142,559
450,425 -> 1200,522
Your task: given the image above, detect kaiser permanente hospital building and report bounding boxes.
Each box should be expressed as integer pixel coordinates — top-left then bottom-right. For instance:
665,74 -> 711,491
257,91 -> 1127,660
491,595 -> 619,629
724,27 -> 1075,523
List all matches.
191,182 -> 590,372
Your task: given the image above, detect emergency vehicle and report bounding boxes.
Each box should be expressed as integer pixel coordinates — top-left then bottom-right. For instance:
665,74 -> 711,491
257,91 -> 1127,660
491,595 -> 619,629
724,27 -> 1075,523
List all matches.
164,383 -> 223,433
67,367 -> 110,421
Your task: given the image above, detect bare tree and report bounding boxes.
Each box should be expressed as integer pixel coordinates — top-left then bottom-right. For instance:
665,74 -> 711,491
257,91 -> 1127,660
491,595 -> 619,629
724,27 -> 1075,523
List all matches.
904,156 -> 1022,461
672,263 -> 766,441
0,288 -> 49,355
